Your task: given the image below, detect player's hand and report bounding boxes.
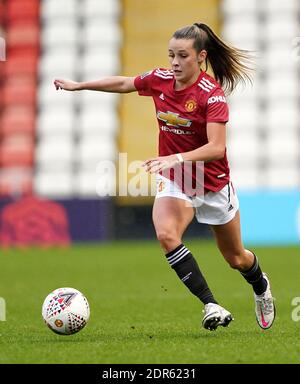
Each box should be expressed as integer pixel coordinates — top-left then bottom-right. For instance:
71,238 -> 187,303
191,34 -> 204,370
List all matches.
142,155 -> 181,174
54,79 -> 80,91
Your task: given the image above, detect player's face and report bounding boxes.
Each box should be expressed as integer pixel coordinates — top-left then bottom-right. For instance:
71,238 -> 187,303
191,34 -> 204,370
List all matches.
168,38 -> 205,87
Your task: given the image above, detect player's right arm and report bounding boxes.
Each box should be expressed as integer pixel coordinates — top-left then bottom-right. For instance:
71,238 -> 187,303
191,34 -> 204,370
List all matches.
53,76 -> 137,93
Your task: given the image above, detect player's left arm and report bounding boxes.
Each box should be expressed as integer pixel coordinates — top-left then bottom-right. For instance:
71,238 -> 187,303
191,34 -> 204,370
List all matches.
143,122 -> 226,174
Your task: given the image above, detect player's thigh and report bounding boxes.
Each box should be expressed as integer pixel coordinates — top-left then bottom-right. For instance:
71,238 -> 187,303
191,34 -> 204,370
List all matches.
210,210 -> 245,260
152,196 -> 194,237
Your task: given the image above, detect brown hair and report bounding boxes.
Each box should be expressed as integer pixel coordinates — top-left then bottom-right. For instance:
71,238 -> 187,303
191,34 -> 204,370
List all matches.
173,23 -> 253,94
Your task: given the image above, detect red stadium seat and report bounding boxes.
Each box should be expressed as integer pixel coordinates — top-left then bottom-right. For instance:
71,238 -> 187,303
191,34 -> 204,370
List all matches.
4,73 -> 37,91
0,136 -> 34,167
3,50 -> 38,76
6,22 -> 39,49
6,0 -> 40,23
0,1 -> 5,25
0,105 -> 36,136
0,167 -> 33,196
2,82 -> 36,106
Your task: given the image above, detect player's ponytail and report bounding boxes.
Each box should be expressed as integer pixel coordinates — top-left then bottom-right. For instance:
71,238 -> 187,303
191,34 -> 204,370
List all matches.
173,23 -> 253,94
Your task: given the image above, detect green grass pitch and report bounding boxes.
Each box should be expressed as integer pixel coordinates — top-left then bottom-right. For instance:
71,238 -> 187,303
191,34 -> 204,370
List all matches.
0,240 -> 300,364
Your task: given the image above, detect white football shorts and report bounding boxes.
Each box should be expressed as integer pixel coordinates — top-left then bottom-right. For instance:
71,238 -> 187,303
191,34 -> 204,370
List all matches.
155,174 -> 239,225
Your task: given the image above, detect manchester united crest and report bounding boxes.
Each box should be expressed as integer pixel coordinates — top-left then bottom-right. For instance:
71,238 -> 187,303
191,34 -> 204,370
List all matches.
185,99 -> 197,112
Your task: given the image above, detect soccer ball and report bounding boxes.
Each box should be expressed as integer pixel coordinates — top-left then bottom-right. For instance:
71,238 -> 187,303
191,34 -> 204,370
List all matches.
42,287 -> 90,335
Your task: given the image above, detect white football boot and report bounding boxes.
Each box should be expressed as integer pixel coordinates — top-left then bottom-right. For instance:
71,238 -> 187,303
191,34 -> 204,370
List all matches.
202,303 -> 233,331
254,273 -> 276,330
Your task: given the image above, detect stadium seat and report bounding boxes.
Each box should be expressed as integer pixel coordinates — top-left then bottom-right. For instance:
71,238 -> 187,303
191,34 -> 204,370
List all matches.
41,0 -> 78,20
6,22 -> 40,49
77,138 -> 116,168
0,1 -> 5,25
264,73 -> 298,100
228,132 -> 260,164
0,136 -> 34,167
37,106 -> 75,137
79,90 -> 119,108
229,166 -> 259,190
77,169 -> 116,197
83,19 -> 121,48
222,16 -> 259,49
82,0 -> 121,19
78,105 -> 118,137
81,48 -> 120,78
6,0 -> 40,23
2,81 -> 36,106
227,103 -> 260,136
39,47 -> 77,79
38,80 -> 76,108
221,0 -> 257,16
264,16 -> 298,42
0,167 -> 33,196
264,0 -> 299,14
3,51 -> 38,76
262,45 -> 298,72
0,105 -> 35,136
265,133 -> 299,162
34,171 -> 74,197
266,167 -> 299,188
264,100 -> 299,131
35,137 -> 74,171
42,20 -> 78,49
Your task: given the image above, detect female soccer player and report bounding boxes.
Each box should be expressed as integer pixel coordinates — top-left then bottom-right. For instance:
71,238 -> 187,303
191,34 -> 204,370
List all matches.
54,23 -> 275,331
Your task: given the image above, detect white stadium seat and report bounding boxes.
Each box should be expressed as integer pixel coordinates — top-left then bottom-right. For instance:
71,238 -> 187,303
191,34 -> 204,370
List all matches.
264,0 -> 299,14
264,100 -> 299,131
264,73 -> 298,100
38,80 -> 76,108
39,47 -> 78,79
35,171 -> 74,197
77,138 -> 116,167
42,20 -> 78,49
262,45 -> 299,72
37,106 -> 75,137
35,137 -> 74,171
81,48 -> 120,78
83,19 -> 122,48
265,167 -> 299,188
222,16 -> 259,49
76,170 -> 116,197
41,0 -> 78,20
264,16 -> 298,43
79,90 -> 119,108
78,106 -> 118,136
227,132 -> 260,165
228,102 -> 260,132
265,132 -> 299,163
230,166 -> 260,190
81,0 -> 121,19
221,0 -> 258,16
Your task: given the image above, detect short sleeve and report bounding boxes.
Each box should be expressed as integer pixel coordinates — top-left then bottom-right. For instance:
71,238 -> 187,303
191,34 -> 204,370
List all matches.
206,88 -> 229,123
134,70 -> 155,96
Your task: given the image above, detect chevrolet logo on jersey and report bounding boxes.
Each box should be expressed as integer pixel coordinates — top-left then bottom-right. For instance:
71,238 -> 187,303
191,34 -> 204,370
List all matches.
157,111 -> 192,128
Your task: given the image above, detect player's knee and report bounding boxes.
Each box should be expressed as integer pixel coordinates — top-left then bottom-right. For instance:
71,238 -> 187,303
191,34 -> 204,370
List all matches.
156,229 -> 179,249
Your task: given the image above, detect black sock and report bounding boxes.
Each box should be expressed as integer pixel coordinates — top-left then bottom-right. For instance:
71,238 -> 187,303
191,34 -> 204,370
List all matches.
165,244 -> 217,305
239,252 -> 267,295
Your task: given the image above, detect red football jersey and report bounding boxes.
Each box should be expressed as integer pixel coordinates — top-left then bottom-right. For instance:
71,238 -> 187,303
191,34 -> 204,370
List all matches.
134,68 -> 230,194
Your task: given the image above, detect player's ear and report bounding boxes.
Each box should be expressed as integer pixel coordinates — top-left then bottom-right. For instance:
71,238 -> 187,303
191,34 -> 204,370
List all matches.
197,49 -> 207,64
